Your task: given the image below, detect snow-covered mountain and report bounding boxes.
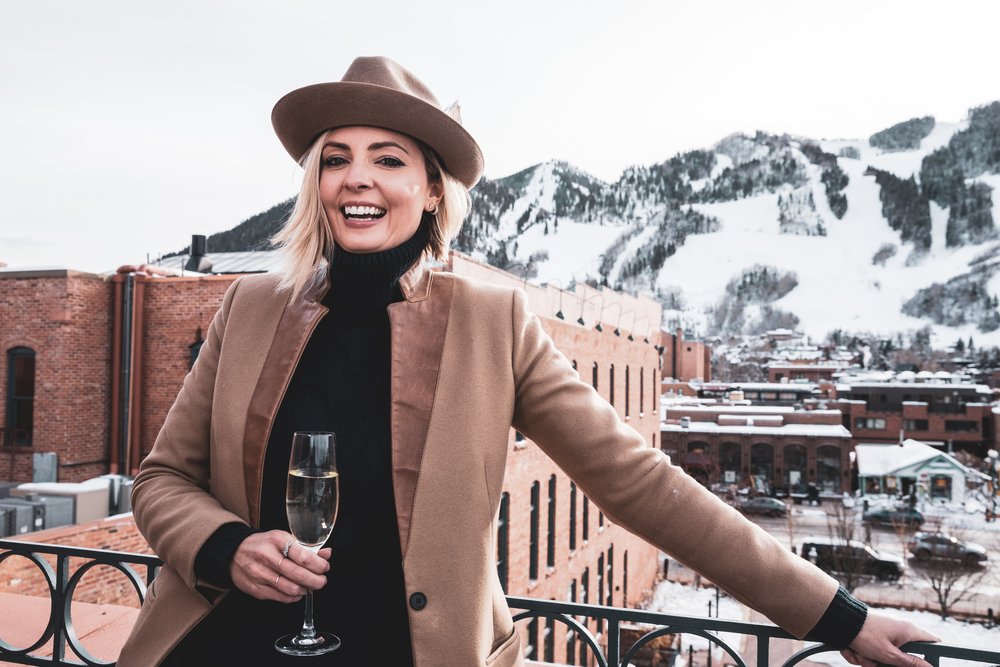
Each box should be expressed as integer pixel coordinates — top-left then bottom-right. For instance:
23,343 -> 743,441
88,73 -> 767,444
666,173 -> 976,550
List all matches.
456,101 -> 1000,347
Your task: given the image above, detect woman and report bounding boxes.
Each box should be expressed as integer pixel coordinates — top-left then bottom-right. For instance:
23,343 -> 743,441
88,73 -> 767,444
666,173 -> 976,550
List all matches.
119,57 -> 937,666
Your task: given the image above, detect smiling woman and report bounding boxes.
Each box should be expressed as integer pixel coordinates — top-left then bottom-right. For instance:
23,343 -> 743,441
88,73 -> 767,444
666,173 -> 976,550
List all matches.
117,56 -> 939,667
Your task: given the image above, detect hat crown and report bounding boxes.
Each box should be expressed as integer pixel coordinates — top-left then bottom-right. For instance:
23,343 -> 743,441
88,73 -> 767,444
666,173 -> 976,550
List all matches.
341,56 -> 441,110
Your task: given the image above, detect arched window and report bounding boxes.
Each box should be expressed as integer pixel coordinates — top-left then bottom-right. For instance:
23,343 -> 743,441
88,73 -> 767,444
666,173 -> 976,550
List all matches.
582,495 -> 590,542
6,347 -> 36,447
751,443 -> 775,488
640,367 -> 645,416
817,445 -> 842,492
591,362 -> 598,390
569,481 -> 577,551
784,444 -> 808,493
547,475 -> 557,568
609,364 -> 615,406
497,492 -> 509,593
625,366 -> 630,417
623,551 -> 629,607
529,481 -> 540,581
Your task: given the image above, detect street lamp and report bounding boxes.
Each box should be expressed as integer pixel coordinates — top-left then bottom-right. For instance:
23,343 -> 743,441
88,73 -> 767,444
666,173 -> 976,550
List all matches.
603,301 -> 622,335
545,279 -> 568,320
576,291 -> 604,328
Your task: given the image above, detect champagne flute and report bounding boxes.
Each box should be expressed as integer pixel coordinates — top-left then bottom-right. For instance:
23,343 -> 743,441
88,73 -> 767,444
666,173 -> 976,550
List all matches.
275,431 -> 341,656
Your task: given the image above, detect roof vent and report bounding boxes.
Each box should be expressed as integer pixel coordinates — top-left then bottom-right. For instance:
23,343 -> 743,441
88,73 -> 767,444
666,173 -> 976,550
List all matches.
185,235 -> 213,273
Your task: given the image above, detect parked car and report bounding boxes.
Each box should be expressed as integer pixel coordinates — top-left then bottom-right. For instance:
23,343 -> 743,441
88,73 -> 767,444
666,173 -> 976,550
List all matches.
906,532 -> 988,565
862,506 -> 924,528
738,497 -> 790,517
801,538 -> 905,581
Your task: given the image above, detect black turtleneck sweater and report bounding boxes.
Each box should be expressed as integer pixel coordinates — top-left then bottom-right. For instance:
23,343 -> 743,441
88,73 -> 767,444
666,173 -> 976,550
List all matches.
167,225 -> 429,665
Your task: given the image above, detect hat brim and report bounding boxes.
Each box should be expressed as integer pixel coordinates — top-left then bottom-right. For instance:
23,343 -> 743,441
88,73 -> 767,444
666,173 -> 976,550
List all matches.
272,81 -> 483,188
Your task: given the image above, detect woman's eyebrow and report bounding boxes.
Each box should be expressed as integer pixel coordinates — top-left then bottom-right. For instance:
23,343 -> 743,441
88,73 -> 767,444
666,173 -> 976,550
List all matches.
322,141 -> 351,151
369,141 -> 410,154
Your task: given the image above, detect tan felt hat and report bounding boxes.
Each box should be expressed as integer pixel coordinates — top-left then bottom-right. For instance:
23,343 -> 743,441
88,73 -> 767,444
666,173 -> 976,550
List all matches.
271,56 -> 484,188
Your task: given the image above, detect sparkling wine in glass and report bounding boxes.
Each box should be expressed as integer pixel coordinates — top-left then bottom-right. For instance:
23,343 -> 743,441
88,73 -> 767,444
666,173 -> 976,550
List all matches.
275,431 -> 341,656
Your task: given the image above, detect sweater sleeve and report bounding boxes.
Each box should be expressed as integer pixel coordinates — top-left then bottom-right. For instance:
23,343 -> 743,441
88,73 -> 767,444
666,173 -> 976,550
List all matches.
193,522 -> 257,588
803,585 -> 868,648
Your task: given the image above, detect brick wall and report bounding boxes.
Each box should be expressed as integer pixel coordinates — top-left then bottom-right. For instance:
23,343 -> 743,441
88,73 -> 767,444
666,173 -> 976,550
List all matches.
0,514 -> 153,606
136,275 -> 236,466
0,271 -> 112,483
503,316 -> 663,663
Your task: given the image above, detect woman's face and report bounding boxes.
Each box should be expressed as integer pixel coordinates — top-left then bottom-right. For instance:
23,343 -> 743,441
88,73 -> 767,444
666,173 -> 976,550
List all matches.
318,126 -> 441,254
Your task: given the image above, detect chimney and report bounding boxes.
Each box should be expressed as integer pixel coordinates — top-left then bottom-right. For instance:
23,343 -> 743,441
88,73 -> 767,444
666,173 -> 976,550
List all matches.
185,235 -> 213,273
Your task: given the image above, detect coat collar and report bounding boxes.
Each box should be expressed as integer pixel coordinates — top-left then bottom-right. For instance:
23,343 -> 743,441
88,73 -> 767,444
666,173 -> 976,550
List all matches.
242,255 -> 447,555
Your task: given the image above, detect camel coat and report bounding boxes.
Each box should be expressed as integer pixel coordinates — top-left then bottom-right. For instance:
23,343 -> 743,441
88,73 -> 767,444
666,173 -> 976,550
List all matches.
118,260 -> 839,666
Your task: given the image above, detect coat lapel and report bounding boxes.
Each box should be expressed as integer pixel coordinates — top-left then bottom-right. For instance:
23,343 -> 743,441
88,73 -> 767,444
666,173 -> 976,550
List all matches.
243,268 -> 329,526
388,264 -> 452,555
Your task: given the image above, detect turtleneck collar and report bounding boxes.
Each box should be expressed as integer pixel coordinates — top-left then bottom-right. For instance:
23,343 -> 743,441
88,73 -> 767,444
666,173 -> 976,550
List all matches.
325,221 -> 431,311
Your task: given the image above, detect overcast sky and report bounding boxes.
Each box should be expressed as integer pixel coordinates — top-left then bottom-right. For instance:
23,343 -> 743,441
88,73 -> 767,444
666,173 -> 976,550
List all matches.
2,0 -> 998,273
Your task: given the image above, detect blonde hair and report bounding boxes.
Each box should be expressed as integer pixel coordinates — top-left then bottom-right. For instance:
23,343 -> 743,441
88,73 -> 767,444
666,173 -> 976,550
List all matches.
271,128 -> 471,298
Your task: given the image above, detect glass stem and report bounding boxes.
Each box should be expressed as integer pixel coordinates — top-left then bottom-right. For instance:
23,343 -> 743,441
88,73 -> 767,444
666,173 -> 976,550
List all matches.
300,589 -> 317,640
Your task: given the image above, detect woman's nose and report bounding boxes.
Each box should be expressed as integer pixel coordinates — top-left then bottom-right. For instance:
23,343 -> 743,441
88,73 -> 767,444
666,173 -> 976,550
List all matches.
344,161 -> 373,190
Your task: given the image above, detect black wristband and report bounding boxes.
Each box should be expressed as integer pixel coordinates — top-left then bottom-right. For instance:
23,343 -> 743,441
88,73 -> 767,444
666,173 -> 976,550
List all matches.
803,585 -> 868,649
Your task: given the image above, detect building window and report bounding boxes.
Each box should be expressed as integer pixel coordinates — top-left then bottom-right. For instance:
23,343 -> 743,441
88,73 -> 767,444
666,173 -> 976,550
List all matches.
945,420 -> 978,433
547,475 -> 557,569
571,359 -> 577,371
580,568 -> 589,664
854,417 -> 886,430
902,419 -> 928,431
640,367 -> 645,416
623,551 -> 629,607
607,545 -> 614,607
598,510 -> 605,530
651,370 -> 657,414
592,362 -> 598,390
497,492 -> 509,593
609,364 -> 615,406
530,481 -> 540,581
515,430 -> 526,442
597,553 -> 605,606
188,328 -> 205,369
582,496 -> 590,542
569,481 -> 577,552
6,347 -> 35,447
625,366 -> 630,417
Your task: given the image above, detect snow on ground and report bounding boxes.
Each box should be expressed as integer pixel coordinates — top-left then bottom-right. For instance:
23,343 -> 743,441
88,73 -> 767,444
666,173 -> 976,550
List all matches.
855,121 -> 966,180
646,580 -> 747,658
517,217 -> 627,286
650,579 -> 998,667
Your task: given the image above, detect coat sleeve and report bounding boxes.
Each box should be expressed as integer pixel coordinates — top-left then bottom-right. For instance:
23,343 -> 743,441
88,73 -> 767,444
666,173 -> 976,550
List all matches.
131,277 -> 251,594
507,289 -> 840,639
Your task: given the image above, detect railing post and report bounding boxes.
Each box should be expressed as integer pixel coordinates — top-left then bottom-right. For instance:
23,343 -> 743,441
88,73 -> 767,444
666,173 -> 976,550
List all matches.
755,631 -> 768,667
606,617 -> 620,666
52,553 -> 68,661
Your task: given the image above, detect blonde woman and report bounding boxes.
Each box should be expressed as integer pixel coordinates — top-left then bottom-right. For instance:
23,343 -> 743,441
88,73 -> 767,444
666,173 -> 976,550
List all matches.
119,57 -> 937,666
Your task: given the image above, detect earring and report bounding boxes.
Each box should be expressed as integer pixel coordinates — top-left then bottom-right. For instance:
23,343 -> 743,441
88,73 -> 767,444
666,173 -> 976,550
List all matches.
426,203 -> 439,216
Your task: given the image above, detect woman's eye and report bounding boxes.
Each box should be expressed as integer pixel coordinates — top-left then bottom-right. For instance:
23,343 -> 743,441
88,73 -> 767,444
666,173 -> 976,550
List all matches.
323,155 -> 348,167
377,156 -> 405,167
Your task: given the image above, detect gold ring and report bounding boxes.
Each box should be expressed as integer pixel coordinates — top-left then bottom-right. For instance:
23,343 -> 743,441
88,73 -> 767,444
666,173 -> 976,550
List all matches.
274,574 -> 281,588
282,539 -> 294,559
277,555 -> 286,570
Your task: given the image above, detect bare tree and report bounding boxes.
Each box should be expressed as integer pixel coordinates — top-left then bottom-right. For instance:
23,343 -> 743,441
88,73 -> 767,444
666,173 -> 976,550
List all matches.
908,524 -> 990,619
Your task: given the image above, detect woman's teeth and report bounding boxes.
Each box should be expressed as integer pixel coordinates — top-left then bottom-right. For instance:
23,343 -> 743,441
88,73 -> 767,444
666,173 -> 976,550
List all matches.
342,205 -> 386,219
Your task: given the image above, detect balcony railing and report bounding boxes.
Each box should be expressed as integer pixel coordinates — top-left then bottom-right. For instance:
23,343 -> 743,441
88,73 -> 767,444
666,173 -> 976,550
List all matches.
1,539 -> 998,666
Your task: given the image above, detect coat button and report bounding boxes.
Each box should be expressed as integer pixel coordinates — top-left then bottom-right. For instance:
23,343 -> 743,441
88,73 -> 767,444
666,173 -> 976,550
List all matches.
409,592 -> 427,610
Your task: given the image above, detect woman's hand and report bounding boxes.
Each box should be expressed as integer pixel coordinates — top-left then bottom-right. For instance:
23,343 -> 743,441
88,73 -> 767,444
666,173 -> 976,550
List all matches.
841,610 -> 940,667
230,530 -> 331,603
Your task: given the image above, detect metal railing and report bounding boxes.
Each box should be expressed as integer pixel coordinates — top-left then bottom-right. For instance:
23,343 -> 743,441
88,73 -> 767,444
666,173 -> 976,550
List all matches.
1,539 -> 998,666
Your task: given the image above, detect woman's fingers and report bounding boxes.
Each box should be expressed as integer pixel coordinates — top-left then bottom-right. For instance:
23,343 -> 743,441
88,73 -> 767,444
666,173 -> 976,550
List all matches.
848,611 -> 939,667
229,530 -> 330,602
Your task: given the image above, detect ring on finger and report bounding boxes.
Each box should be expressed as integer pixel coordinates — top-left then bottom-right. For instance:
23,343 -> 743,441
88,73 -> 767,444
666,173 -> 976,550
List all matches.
274,573 -> 281,588
282,539 -> 294,559
277,555 -> 286,571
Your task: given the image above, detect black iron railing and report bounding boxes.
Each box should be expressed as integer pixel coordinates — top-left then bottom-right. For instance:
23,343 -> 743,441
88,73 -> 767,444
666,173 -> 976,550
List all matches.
1,539 -> 998,666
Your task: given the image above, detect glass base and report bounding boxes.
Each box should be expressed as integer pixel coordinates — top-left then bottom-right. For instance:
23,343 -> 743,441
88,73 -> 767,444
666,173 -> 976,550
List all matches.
275,631 -> 341,656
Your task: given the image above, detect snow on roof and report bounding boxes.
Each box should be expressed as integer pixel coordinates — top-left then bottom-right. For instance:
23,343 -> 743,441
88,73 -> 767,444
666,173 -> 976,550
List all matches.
856,440 -> 989,479
662,422 -> 850,438
842,381 -> 991,393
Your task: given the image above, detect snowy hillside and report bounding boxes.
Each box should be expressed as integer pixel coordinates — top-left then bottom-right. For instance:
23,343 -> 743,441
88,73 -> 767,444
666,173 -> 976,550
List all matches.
458,101 -> 1000,347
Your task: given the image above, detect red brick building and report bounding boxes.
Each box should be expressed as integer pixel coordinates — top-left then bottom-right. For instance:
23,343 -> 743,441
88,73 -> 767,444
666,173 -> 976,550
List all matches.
3,254 -> 666,665
661,402 -> 852,493
833,381 -> 998,456
660,328 -> 710,383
